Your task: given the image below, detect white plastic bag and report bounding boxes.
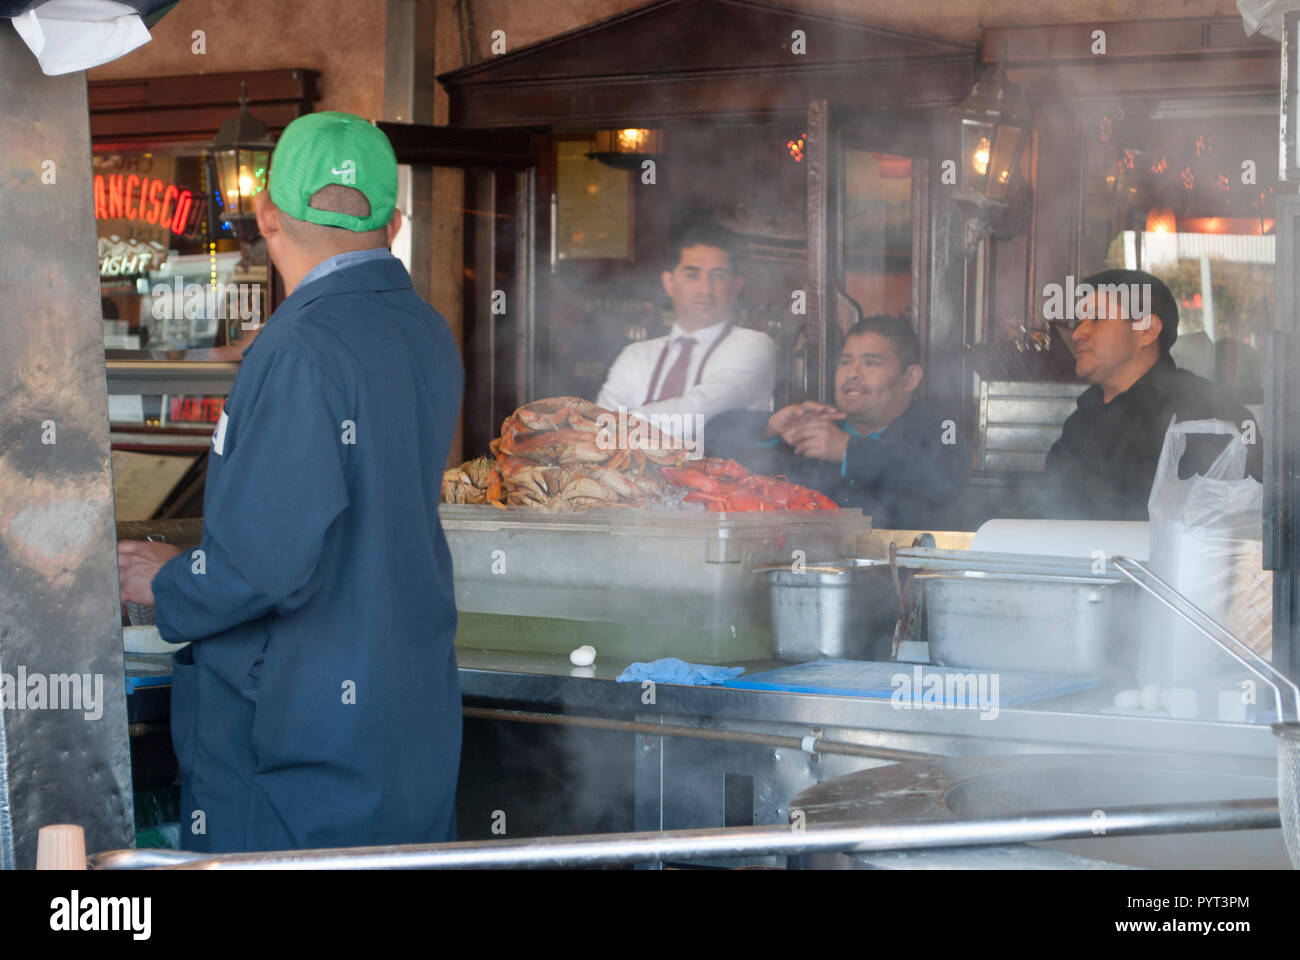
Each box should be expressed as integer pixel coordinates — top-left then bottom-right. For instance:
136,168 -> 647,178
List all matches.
1139,418 -> 1270,686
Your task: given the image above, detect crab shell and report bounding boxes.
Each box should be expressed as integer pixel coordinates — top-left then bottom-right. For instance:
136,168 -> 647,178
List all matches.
510,397 -> 606,434
496,457 -> 633,510
441,455 -> 502,504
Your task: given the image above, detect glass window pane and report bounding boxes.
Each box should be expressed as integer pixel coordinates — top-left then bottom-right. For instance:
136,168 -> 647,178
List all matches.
556,138 -> 631,260
842,149 -> 912,321
1079,103 -> 1275,403
95,147 -> 261,361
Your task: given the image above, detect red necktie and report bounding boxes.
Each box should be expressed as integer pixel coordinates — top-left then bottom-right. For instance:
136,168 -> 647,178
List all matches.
656,336 -> 697,401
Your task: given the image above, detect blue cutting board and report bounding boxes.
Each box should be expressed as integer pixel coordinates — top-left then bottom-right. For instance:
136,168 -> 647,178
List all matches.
722,659 -> 1094,707
124,654 -> 173,695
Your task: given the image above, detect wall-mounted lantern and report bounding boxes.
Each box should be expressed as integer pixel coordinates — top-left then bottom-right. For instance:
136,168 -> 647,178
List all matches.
954,56 -> 1032,254
205,82 -> 275,244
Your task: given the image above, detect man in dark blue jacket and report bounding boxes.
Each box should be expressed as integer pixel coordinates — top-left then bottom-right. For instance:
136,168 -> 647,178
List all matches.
708,315 -> 969,529
117,112 -> 464,853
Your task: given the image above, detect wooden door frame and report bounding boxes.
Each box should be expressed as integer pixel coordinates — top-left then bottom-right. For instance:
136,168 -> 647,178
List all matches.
380,122 -> 543,456
806,101 -> 959,411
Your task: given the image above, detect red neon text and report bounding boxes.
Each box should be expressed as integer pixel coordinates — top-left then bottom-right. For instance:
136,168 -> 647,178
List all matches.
94,174 -> 193,234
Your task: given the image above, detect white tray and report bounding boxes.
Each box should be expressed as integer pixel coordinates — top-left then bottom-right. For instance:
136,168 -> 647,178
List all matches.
123,625 -> 188,654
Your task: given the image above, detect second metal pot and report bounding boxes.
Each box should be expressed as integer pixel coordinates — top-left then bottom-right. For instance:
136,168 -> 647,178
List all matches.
921,571 -> 1138,679
763,562 -> 894,663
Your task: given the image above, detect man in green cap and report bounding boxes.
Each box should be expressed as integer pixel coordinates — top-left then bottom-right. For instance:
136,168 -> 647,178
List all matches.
118,112 -> 465,853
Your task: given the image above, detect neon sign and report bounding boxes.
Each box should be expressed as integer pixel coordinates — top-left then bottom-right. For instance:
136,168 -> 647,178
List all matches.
93,174 -> 194,234
98,235 -> 168,278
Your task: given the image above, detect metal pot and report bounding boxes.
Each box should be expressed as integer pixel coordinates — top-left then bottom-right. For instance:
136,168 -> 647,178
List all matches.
760,561 -> 895,663
921,571 -> 1138,679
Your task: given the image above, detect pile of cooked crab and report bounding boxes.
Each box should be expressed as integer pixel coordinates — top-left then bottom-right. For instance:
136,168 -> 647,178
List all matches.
441,397 -> 838,512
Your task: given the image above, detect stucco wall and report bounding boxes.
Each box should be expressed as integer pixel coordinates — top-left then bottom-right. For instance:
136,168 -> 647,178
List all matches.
763,0 -> 1239,44
457,0 -> 1241,54
88,0 -> 388,119
84,0 -> 1253,120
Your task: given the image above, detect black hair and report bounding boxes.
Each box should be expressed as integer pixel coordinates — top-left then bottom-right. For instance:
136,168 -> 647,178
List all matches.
844,314 -> 921,370
1080,269 -> 1178,355
664,220 -> 744,272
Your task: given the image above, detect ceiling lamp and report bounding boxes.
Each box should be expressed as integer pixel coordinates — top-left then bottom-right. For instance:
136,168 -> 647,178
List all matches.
586,128 -> 663,171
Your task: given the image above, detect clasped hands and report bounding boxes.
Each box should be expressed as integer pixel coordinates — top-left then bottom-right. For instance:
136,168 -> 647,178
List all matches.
766,401 -> 850,463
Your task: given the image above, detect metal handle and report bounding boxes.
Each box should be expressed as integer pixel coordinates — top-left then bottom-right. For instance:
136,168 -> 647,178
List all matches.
886,547 -> 1121,580
1111,556 -> 1300,723
752,561 -> 857,576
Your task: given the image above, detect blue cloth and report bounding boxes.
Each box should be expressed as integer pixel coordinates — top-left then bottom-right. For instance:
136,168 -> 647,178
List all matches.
297,246 -> 394,291
153,254 -> 464,854
617,658 -> 745,685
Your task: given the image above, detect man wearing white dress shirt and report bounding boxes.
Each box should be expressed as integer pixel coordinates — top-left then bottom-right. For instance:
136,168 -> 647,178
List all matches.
596,222 -> 776,431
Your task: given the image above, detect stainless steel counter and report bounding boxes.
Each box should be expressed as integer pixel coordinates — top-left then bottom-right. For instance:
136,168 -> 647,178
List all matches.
455,647 -> 1282,867
119,647 -> 1283,867
455,648 -> 1279,760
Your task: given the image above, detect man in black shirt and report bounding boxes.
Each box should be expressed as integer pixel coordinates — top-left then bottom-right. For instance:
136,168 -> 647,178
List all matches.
1042,269 -> 1261,520
707,315 -> 969,528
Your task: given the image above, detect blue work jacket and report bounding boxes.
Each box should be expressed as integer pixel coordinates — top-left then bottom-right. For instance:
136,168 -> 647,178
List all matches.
152,252 -> 464,853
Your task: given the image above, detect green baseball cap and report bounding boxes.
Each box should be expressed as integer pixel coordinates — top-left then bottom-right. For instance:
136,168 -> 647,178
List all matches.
268,111 -> 398,232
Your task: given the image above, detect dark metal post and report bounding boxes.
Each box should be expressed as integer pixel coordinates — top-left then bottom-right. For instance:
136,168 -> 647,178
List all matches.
0,32 -> 135,868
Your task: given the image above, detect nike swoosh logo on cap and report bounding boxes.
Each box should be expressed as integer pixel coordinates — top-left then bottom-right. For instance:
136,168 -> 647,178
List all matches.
331,167 -> 348,175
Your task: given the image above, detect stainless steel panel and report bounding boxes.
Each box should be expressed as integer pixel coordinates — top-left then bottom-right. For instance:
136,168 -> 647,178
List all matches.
984,397 -> 1080,423
984,424 -> 1064,452
983,451 -> 1049,471
634,714 -> 891,868
982,381 -> 1088,400
977,381 -> 1087,471
0,37 -> 134,869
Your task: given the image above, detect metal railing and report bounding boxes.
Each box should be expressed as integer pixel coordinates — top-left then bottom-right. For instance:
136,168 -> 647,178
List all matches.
1111,556 -> 1300,723
90,797 -> 1279,870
